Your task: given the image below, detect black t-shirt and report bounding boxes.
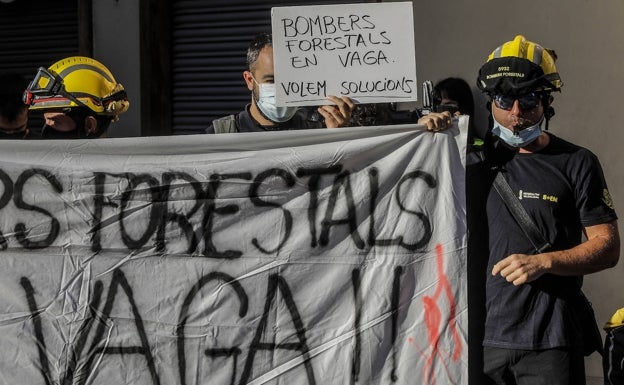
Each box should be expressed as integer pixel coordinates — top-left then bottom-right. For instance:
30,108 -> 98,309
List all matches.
206,104 -> 323,134
477,133 -> 617,350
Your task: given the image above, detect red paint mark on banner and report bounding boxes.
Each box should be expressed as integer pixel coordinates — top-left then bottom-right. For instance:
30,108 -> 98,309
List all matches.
411,243 -> 463,385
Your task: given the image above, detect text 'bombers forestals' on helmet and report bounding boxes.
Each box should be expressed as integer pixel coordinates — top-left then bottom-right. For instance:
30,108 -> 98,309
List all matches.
23,56 -> 129,121
477,35 -> 563,96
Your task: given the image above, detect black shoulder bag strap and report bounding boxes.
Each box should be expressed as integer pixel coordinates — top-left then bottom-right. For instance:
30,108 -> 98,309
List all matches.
475,147 -> 551,253
492,172 -> 552,253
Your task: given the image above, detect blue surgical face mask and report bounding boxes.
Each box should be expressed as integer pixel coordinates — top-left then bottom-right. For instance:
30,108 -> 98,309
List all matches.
492,115 -> 543,148
253,79 -> 298,123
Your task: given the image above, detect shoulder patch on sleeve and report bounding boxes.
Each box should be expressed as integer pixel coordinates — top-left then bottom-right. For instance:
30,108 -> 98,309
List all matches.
603,189 -> 614,209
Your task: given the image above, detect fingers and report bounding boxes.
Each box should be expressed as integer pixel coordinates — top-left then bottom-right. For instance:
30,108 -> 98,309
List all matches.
418,111 -> 453,132
328,95 -> 355,118
492,257 -> 527,286
318,96 -> 356,128
493,260 -> 529,286
492,254 -> 545,286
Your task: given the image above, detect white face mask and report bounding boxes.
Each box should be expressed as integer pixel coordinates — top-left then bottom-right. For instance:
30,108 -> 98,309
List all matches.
253,80 -> 298,123
492,115 -> 543,148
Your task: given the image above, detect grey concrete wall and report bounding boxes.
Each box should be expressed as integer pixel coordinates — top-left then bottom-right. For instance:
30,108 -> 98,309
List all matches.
92,0 -> 141,137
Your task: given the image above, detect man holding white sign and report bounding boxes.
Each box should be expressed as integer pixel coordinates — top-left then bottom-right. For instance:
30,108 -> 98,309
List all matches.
207,32 -> 355,134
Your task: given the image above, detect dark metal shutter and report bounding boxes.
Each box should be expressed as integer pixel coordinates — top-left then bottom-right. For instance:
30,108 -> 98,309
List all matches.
171,0 -> 363,135
0,0 -> 81,131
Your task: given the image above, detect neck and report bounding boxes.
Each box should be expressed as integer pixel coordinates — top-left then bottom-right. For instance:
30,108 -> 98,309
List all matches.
519,131 -> 550,153
250,99 -> 274,126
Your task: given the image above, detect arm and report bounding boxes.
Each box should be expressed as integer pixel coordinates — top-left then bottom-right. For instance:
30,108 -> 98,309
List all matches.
493,220 -> 620,286
317,95 -> 355,128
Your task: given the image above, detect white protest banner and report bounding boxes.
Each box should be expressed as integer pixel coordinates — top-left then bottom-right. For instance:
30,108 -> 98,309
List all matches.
0,118 -> 467,385
271,2 -> 417,106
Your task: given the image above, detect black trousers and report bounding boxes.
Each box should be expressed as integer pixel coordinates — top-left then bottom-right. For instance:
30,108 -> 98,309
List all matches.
603,326 -> 624,385
483,346 -> 586,385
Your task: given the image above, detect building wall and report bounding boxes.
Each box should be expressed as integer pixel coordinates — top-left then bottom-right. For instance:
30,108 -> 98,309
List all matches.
92,0 -> 141,137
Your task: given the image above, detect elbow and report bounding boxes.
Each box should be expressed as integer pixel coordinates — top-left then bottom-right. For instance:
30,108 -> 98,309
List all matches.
605,235 -> 620,269
603,221 -> 620,269
605,252 -> 619,269
606,248 -> 620,268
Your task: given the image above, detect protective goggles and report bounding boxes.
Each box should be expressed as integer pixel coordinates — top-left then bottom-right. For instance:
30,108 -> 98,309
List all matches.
22,67 -> 87,109
492,93 -> 541,111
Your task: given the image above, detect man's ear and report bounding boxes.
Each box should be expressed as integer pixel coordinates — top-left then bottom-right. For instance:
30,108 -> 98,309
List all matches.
84,115 -> 98,136
243,70 -> 254,92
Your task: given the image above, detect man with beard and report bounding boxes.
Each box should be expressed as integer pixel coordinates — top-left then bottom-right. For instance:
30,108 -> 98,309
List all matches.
207,32 -> 355,134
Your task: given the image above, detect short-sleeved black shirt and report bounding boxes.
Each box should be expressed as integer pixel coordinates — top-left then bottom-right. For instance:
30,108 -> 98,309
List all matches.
481,133 -> 617,350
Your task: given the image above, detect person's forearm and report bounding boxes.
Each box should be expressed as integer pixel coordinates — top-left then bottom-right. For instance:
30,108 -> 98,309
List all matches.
493,221 -> 620,286
542,220 -> 619,276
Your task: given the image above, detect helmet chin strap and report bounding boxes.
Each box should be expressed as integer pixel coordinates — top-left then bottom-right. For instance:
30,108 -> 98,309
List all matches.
544,106 -> 555,131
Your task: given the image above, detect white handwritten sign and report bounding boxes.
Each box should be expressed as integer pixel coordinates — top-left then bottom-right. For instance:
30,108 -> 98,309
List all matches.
271,2 -> 417,106
0,118 -> 468,385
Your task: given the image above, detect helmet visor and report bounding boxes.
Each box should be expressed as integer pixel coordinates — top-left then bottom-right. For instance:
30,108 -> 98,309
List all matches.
23,67 -> 87,109
23,67 -> 64,100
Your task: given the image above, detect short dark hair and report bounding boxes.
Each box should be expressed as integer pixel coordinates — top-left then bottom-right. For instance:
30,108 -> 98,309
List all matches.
247,32 -> 272,71
0,72 -> 28,122
432,77 -> 475,117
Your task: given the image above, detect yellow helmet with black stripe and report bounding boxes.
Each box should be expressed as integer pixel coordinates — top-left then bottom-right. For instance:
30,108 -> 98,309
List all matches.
477,35 -> 562,95
24,56 -> 129,119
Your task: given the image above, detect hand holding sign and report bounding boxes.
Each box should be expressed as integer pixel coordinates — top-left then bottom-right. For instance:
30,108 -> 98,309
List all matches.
318,95 -> 356,128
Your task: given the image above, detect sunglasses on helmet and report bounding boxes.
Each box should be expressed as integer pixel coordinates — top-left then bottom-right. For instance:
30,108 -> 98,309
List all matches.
492,93 -> 542,111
